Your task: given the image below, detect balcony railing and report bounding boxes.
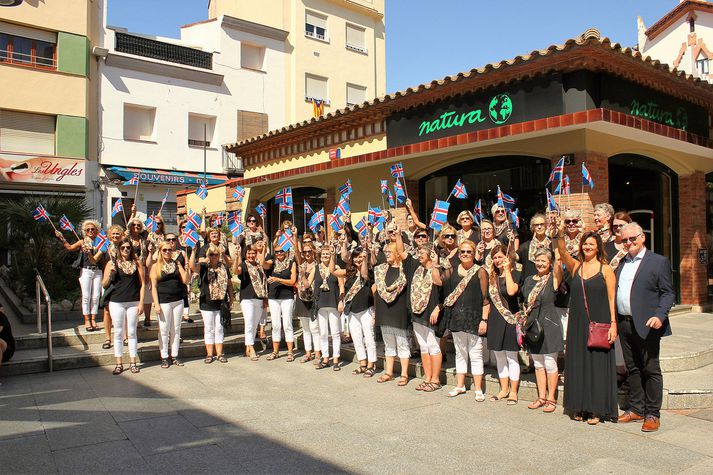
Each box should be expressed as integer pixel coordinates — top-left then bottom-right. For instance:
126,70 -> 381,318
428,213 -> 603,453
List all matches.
0,48 -> 57,70
115,32 -> 212,70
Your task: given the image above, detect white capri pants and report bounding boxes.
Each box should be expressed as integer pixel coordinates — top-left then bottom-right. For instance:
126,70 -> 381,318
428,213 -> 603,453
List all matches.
556,307 -> 569,341
453,331 -> 484,375
318,307 -> 341,358
268,298 -> 295,343
158,300 -> 183,358
349,308 -> 376,363
241,299 -> 263,347
531,352 -> 558,374
300,316 -> 321,353
201,310 -> 224,345
413,322 -> 441,355
109,301 -> 139,358
493,350 -> 520,381
259,304 -> 267,325
381,325 -> 410,359
79,267 -> 102,315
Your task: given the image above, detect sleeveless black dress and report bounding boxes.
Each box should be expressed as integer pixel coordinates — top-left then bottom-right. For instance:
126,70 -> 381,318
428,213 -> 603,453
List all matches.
521,275 -> 563,355
564,264 -> 618,420
487,271 -> 521,352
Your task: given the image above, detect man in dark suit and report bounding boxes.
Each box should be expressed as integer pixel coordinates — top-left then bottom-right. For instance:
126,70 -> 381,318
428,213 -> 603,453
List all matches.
615,222 -> 675,432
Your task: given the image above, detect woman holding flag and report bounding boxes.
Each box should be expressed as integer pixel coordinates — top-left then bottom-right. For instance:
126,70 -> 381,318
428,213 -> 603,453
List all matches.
56,220 -> 104,332
516,213 -> 552,284
491,204 -> 519,249
234,243 -> 268,361
294,241 -> 321,364
456,211 -> 478,246
314,245 -> 343,370
264,232 -> 298,362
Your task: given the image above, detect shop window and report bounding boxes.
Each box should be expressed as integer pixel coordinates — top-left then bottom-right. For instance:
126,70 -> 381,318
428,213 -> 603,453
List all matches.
147,201 -> 177,230
188,114 -> 216,147
346,83 -> 367,107
696,55 -> 709,76
0,26 -> 56,70
0,109 -> 55,155
345,23 -> 367,54
123,104 -> 156,142
305,73 -> 329,103
305,11 -> 328,42
240,43 -> 265,71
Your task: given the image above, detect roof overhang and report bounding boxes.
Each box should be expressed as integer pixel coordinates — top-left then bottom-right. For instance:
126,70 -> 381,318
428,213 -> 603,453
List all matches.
105,52 -> 224,86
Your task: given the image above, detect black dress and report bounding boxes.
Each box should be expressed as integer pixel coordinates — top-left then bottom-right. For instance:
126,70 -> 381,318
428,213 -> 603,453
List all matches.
487,271 -> 521,352
521,275 -> 564,355
564,265 -> 618,420
374,265 -> 409,330
445,267 -> 487,335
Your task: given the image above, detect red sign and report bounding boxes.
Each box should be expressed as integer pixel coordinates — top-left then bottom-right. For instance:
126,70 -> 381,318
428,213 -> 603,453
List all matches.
329,148 -> 341,159
0,153 -> 85,187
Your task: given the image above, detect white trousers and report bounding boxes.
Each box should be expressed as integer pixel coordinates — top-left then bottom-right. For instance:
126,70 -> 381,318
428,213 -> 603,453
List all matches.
259,305 -> 267,325
79,267 -> 102,315
493,350 -> 520,381
299,316 -> 320,353
268,298 -> 295,343
241,299 -> 263,346
453,331 -> 484,375
109,301 -> 139,358
532,352 -> 558,374
158,300 -> 183,358
412,322 -> 441,355
381,326 -> 410,359
349,308 -> 376,363
201,310 -> 224,345
318,307 -> 341,358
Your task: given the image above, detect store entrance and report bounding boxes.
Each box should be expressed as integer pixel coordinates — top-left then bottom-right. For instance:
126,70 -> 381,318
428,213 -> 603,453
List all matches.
265,186 -> 325,240
609,154 -> 679,299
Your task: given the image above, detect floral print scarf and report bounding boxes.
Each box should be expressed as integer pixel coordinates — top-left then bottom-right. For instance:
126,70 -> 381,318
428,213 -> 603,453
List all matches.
246,261 -> 267,298
207,264 -> 228,301
374,263 -> 406,304
410,266 -> 433,314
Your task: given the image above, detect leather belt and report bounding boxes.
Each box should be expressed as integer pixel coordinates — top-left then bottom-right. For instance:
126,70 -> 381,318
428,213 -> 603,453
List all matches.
83,265 -> 98,270
617,314 -> 633,321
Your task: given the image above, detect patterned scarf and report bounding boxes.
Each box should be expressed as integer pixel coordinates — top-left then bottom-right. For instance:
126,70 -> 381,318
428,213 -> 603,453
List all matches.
457,228 -> 475,245
564,233 -> 581,258
298,262 -> 314,302
117,259 -> 137,275
344,274 -> 364,304
374,263 -> 407,304
522,273 -> 551,317
597,226 -> 612,243
609,247 -> 627,270
318,263 -> 331,291
207,264 -> 228,301
410,265 -> 433,314
528,236 -> 551,263
444,264 -> 481,307
246,261 -> 267,298
494,221 -> 509,239
161,261 -> 176,276
488,271 -> 519,325
274,256 -> 291,273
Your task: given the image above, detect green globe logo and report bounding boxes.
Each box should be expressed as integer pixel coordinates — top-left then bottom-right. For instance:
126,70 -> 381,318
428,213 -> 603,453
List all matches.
488,94 -> 512,124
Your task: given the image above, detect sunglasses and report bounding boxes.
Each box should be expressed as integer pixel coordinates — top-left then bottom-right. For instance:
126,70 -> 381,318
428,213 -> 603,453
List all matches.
161,249 -> 172,253
208,253 -> 219,257
442,234 -> 455,239
165,237 -> 176,242
621,234 -> 641,244
495,209 -> 506,214
460,250 -> 474,255
481,228 -> 493,233
565,219 -> 580,225
533,222 -> 546,227
131,224 -> 142,228
415,235 -> 428,239
304,250 -> 313,254
120,245 -> 131,251
86,228 -> 97,232
248,219 -> 257,223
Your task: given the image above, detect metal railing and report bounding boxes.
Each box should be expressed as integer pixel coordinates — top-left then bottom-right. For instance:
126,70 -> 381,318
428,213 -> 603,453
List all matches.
115,32 -> 213,70
35,272 -> 53,372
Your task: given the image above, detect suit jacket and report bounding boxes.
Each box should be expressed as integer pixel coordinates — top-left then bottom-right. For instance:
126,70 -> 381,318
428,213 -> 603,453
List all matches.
615,249 -> 674,339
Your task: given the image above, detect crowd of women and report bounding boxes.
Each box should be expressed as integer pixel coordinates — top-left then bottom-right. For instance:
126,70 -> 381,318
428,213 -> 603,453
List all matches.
57,198 -> 641,425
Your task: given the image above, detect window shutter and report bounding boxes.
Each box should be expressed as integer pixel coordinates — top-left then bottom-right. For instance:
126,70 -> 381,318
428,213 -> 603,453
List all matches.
305,11 -> 327,29
0,110 -> 55,155
347,84 -> 366,106
346,24 -> 365,48
306,74 -> 328,100
0,21 -> 56,43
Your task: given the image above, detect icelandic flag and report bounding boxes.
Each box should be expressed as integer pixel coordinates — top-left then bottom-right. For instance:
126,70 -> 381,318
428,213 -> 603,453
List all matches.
228,210 -> 241,223
374,219 -> 385,232
309,208 -> 324,232
277,229 -> 294,251
380,180 -> 389,195
161,188 -> 170,206
93,231 -> 109,252
232,185 -> 245,202
368,207 -> 385,224
546,188 -> 559,212
510,208 -> 520,228
554,180 -> 562,195
582,163 -> 594,189
279,201 -> 293,214
185,209 -> 202,231
390,162 -> 404,179
338,179 -> 352,197
275,187 -> 292,205
111,198 -> 124,218
497,186 -> 515,210
59,215 -> 75,232
145,214 -> 158,232
228,212 -> 243,238
255,203 -> 267,218
547,156 -> 565,185
304,200 -> 314,215
32,204 -> 50,222
213,213 -> 224,226
451,179 -> 468,199
183,229 -> 200,248
354,217 -> 368,239
394,179 -> 406,204
387,191 -> 395,208
562,175 -> 571,195
124,175 -> 139,186
429,200 -> 450,231
329,214 -> 342,233
334,196 -> 350,218
196,183 -> 208,200
473,199 -> 484,224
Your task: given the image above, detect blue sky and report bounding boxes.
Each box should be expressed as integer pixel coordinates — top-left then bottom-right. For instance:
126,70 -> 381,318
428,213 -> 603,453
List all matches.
108,0 -> 677,93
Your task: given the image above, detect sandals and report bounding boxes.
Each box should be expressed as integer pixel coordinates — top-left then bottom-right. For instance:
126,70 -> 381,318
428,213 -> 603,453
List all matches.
266,352 -> 279,361
422,382 -> 442,392
587,416 -> 601,425
397,376 -> 409,387
415,381 -> 429,391
217,354 -> 228,363
528,398 -> 546,410
315,359 -> 330,370
90,317 -> 99,331
286,353 -> 295,362
248,348 -> 259,361
300,354 -> 313,364
474,390 -> 485,402
112,364 -> 123,375
129,363 -> 140,374
172,358 -> 184,367
377,374 -> 393,383
490,393 -> 509,402
507,398 -> 518,406
352,366 -> 367,375
363,367 -> 376,378
161,359 -> 170,369
573,413 -> 584,422
448,387 -> 466,397
204,356 -> 214,364
102,340 -> 112,350
543,400 -> 557,413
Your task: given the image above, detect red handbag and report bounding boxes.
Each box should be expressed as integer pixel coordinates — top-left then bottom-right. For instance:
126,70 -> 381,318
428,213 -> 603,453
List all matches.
580,266 -> 612,350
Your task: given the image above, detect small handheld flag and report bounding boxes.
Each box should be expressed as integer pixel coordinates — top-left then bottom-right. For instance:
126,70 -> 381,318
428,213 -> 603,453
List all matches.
275,187 -> 293,205
547,156 -> 565,185
509,208 -> 520,228
562,175 -> 571,195
277,230 -> 294,251
93,231 -> 109,252
380,180 -> 388,195
213,213 -> 224,227
145,214 -> 158,232
390,162 -> 404,179
387,191 -> 395,208
196,183 -> 208,200
111,198 -> 124,218
32,204 -> 50,222
232,185 -> 245,202
59,215 -> 75,232
394,180 -> 406,204
185,209 -> 202,231
338,179 -> 352,197
354,217 -> 368,239
546,188 -> 559,212
255,203 -> 267,218
582,163 -> 594,189
473,199 -> 484,224
303,200 -> 314,215
279,201 -> 294,214
451,179 -> 468,199
429,200 -> 450,231
183,229 -> 200,248
329,214 -> 342,233
161,188 -> 170,206
228,218 -> 243,238
334,196 -> 350,217
124,175 -> 139,186
497,186 -> 516,210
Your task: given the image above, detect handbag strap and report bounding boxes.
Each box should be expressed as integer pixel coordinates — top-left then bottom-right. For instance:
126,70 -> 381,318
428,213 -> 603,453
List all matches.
579,264 -> 592,323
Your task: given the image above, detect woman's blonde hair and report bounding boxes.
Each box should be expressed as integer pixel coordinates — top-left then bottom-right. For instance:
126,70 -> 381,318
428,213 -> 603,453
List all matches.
384,242 -> 402,263
152,241 -> 176,279
457,210 -> 474,224
127,218 -> 144,234
80,219 -> 101,238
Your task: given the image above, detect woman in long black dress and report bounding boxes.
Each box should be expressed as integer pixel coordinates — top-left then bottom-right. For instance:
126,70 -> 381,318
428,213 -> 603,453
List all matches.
487,244 -> 521,404
555,223 -> 618,424
521,248 -> 564,413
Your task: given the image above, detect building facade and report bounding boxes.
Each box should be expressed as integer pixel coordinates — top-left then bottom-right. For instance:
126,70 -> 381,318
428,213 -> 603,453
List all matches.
226,30 -> 713,309
638,0 -> 713,83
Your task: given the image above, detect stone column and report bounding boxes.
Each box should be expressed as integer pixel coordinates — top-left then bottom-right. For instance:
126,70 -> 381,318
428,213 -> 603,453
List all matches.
678,171 -> 707,307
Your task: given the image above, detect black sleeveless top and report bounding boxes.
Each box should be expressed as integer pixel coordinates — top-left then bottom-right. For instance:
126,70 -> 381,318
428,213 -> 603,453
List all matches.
267,256 -> 295,300
112,261 -> 141,303
344,271 -> 373,315
445,267 -> 487,335
156,264 -> 184,304
314,266 -> 339,310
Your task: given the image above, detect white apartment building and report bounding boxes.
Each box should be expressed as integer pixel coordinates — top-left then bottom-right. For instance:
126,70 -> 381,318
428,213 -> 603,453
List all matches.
98,11 -> 289,229
638,0 -> 713,83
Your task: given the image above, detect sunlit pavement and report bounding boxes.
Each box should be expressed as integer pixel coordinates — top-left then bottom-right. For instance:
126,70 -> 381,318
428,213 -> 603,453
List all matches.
2,355 -> 713,474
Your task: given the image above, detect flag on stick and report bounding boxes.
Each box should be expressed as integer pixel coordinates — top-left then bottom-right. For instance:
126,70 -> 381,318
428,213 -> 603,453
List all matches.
196,183 -> 208,200
450,179 -> 468,200
232,185 -> 245,202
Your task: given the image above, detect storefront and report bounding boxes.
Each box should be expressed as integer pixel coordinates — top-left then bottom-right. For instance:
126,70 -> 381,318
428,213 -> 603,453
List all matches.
225,31 -> 713,308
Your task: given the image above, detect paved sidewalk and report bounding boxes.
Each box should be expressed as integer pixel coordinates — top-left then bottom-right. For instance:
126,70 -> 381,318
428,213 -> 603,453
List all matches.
1,356 -> 713,474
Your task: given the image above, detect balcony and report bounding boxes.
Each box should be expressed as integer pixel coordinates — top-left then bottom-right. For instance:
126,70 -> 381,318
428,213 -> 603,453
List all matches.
115,32 -> 212,70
